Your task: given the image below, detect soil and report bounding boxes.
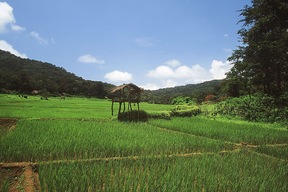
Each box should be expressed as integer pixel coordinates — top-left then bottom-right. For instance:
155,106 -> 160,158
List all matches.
0,164 -> 40,192
1,118 -> 286,191
0,118 -> 40,191
0,118 -> 18,134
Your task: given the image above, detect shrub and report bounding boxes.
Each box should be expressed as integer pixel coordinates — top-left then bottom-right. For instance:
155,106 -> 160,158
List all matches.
118,110 -> 148,122
215,93 -> 288,124
147,111 -> 171,120
171,109 -> 201,117
171,105 -> 201,117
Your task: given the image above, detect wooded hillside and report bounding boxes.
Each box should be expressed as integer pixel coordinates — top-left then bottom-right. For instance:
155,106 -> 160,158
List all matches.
0,50 -> 114,98
0,49 -> 222,103
142,80 -> 223,104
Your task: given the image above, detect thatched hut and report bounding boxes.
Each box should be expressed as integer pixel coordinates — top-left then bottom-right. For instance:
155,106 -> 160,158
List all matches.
108,83 -> 143,116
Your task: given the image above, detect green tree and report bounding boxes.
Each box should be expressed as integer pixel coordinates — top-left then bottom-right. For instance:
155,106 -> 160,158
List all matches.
227,0 -> 288,97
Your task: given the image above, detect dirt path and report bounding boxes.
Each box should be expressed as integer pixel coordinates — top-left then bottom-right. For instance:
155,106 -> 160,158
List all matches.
1,118 -> 287,191
0,164 -> 40,192
1,144 -> 286,191
149,123 -> 288,149
0,149 -> 240,168
22,166 -> 40,192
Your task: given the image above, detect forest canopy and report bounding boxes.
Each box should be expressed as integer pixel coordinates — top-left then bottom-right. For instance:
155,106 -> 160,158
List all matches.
0,50 -> 114,98
225,0 -> 288,97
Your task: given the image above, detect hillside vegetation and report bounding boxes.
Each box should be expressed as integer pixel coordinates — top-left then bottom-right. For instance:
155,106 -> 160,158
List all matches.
0,50 -> 114,98
0,95 -> 287,191
0,49 -> 223,104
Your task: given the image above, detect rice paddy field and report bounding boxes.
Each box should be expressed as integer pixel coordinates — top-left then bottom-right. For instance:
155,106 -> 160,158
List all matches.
0,94 -> 287,191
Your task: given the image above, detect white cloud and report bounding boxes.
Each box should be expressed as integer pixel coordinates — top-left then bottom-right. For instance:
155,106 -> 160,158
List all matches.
162,79 -> 178,88
209,60 -> 232,79
11,24 -> 25,32
30,31 -> 49,45
140,80 -> 178,90
78,54 -> 105,64
147,63 -> 211,83
146,59 -> 233,89
147,65 -> 174,79
104,70 -> 133,82
140,83 -> 160,90
0,40 -> 27,58
0,2 -> 25,33
165,59 -> 181,68
224,34 -> 229,38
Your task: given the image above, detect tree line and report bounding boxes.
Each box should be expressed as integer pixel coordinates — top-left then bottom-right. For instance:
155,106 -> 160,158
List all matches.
0,50 -> 114,98
225,0 -> 288,97
1,0 -> 287,112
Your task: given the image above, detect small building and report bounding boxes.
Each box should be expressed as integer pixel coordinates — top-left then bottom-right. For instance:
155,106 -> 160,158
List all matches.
108,83 -> 143,116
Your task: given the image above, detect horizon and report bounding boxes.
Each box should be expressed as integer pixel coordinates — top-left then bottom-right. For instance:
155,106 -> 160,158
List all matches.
0,1 -> 250,90
0,48 -> 223,91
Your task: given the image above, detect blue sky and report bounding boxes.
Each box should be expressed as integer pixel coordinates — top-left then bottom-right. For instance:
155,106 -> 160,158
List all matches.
0,0 -> 250,90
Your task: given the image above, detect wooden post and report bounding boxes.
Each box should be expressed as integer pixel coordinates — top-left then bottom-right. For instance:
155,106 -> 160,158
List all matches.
118,102 -> 122,114
111,101 -> 114,116
137,102 -> 140,121
123,102 -> 126,112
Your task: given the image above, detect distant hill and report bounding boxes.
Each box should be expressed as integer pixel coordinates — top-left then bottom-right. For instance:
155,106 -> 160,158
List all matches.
0,50 -> 114,98
142,80 -> 223,104
0,49 -> 224,102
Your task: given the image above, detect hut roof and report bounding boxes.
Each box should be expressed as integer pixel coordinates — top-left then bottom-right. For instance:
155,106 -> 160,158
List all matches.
109,83 -> 143,94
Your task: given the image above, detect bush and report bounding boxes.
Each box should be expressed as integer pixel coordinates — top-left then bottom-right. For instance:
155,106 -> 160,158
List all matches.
118,110 -> 148,122
171,109 -> 201,117
215,93 -> 288,124
147,111 -> 171,120
171,105 -> 201,117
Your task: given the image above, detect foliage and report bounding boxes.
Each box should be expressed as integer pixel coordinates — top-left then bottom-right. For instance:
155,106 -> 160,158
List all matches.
117,110 -> 148,122
147,111 -> 172,120
170,96 -> 196,105
39,151 -> 288,192
143,80 -> 223,104
215,93 -> 288,124
0,50 -> 114,98
171,106 -> 201,117
0,94 -> 112,119
226,0 -> 288,97
256,145 -> 288,160
0,119 -> 230,162
149,117 -> 288,145
223,0 -> 288,126
0,95 -> 287,191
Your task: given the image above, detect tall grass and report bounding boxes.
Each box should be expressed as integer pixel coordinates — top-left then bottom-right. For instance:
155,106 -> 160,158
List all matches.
149,116 -> 288,145
39,150 -> 288,192
256,145 -> 288,160
0,94 -> 173,119
1,94 -> 287,191
0,119 -> 232,162
0,94 -> 112,119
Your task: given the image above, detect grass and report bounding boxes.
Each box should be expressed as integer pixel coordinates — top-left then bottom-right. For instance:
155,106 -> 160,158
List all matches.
256,145 -> 288,160
0,119 -> 232,162
39,150 -> 288,192
0,94 -> 287,191
0,94 -> 172,119
149,116 -> 288,145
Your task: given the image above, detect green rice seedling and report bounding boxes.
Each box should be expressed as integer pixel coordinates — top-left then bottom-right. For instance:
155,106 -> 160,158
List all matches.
149,116 -> 288,145
0,94 -> 112,119
256,145 -> 288,160
0,94 -> 174,119
0,119 -> 232,162
38,150 -> 288,191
